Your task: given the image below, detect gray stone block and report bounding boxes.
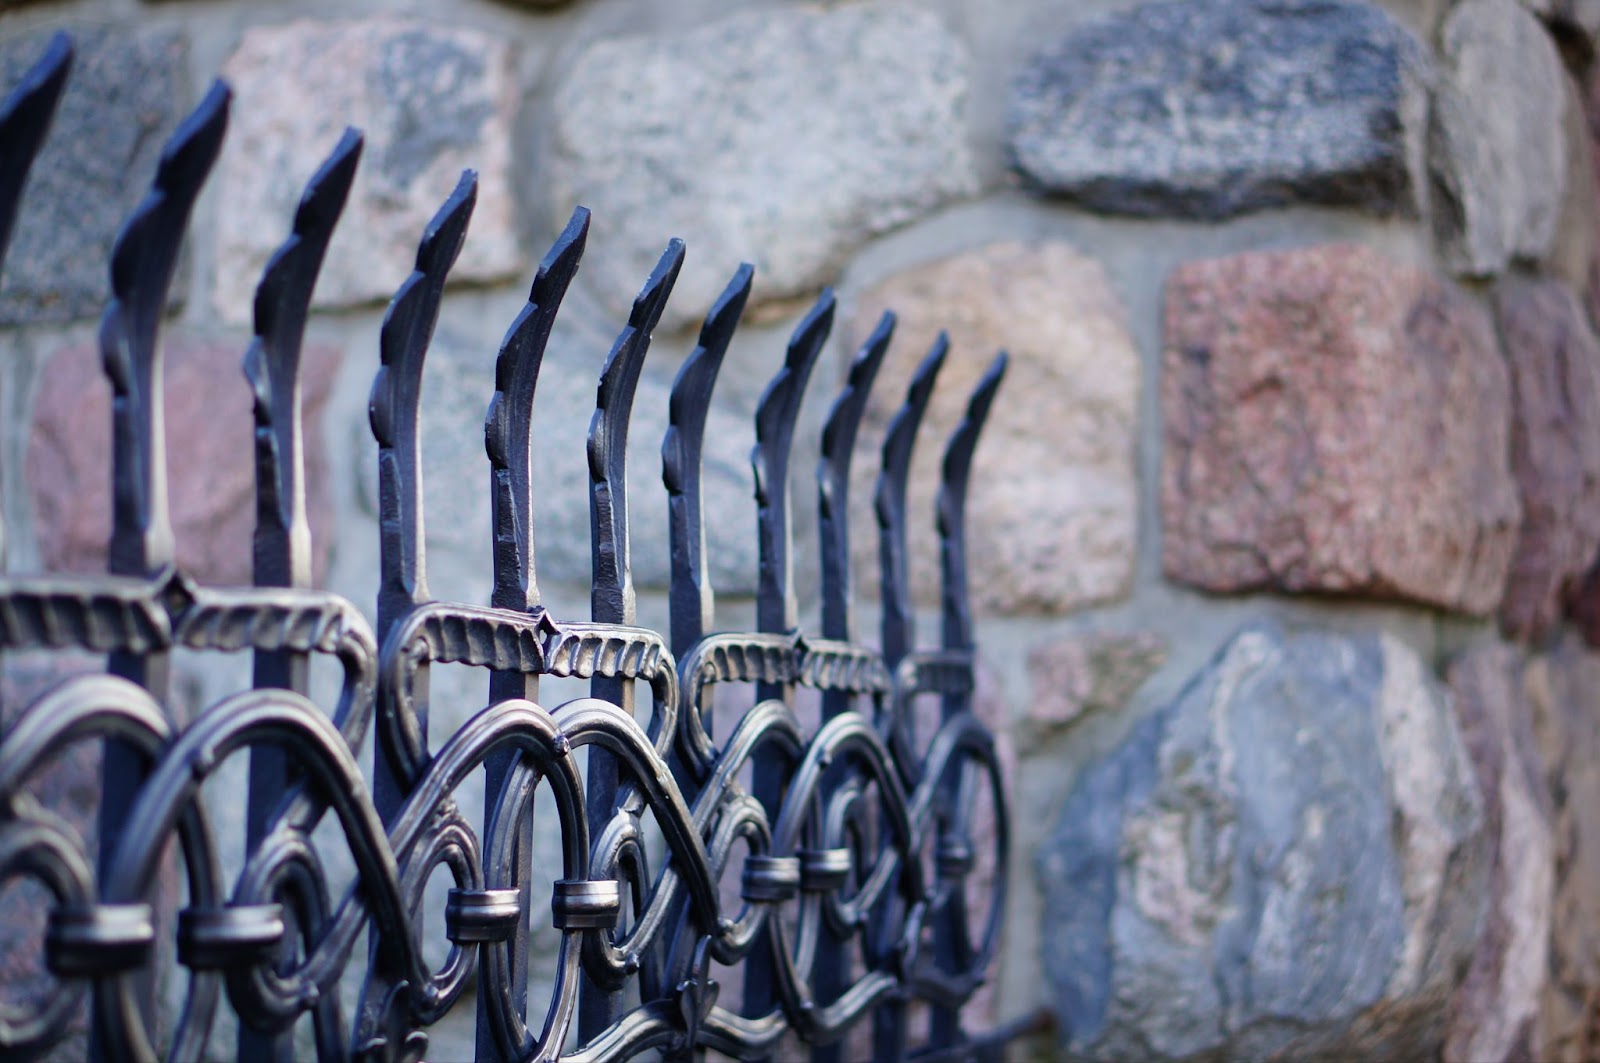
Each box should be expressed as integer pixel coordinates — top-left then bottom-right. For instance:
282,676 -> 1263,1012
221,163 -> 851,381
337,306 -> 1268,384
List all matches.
0,29 -> 190,324
1431,0 -> 1569,277
1039,624 -> 1487,1060
547,3 -> 979,331
1007,0 -> 1429,220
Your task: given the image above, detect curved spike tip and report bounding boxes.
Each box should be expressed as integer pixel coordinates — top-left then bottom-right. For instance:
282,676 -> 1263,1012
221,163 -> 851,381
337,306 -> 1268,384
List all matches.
484,206 -> 590,609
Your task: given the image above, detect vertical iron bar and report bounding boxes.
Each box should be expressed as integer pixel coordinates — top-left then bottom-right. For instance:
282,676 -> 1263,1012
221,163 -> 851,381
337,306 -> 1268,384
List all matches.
582,239 -> 684,1044
927,354 -> 1006,1052
810,311 -> 891,1063
870,335 -> 947,1063
478,206 -> 587,1062
94,81 -> 229,1062
747,292 -> 833,1052
0,32 -> 71,571
368,171 -> 476,822
239,128 -> 361,1063
664,264 -> 751,662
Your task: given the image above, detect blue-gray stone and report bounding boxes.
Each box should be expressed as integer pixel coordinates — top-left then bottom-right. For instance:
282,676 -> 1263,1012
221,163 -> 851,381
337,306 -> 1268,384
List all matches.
0,30 -> 190,324
1007,0 -> 1430,220
1038,624 -> 1486,1060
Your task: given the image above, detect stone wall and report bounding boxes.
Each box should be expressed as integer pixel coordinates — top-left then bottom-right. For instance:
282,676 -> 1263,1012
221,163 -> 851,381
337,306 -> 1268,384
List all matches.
2,0 -> 1599,1060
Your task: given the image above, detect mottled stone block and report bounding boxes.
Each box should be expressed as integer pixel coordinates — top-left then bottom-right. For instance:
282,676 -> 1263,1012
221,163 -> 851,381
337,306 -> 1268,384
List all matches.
1039,624 -> 1486,1060
1007,0 -> 1428,219
847,242 -> 1139,616
0,30 -> 189,324
26,335 -> 340,584
1162,244 -> 1520,616
1431,0 -> 1569,276
1492,280 -> 1600,642
548,4 -> 978,330
213,19 -> 520,322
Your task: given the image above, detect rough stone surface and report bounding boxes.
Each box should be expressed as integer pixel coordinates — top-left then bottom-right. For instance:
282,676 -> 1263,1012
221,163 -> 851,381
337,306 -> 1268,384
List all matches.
1525,636 -> 1600,1061
1006,0 -> 1429,219
213,19 -> 520,322
26,336 -> 340,584
1493,280 -> 1600,642
1444,643 -> 1554,1063
1162,244 -> 1520,616
0,30 -> 189,325
1431,0 -> 1569,277
1550,73 -> 1600,306
1023,632 -> 1165,737
1038,624 -> 1486,1061
356,327 -> 759,594
848,242 -> 1139,616
548,4 -> 978,330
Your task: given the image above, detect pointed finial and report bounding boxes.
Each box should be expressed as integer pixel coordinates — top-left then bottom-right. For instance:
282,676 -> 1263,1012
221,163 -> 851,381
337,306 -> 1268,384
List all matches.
875,333 -> 947,666
817,311 -> 893,642
663,263 -> 753,655
751,289 -> 835,634
244,128 -> 362,589
486,206 -> 589,612
102,80 -> 231,578
937,352 -> 1006,651
370,170 -> 476,635
589,239 -> 685,625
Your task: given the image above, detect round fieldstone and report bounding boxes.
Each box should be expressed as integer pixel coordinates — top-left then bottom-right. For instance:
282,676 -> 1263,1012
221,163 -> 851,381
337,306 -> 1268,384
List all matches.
547,3 -> 978,331
1162,243 -> 1520,616
1039,624 -> 1487,1060
1007,0 -> 1429,219
212,19 -> 521,323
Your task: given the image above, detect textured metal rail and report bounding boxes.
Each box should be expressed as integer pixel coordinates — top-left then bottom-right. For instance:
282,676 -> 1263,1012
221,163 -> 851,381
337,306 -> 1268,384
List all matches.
0,35 -> 1011,1063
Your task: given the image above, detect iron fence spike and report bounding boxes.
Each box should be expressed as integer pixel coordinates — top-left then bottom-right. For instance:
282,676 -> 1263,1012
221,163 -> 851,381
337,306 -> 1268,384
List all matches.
937,352 -> 1006,652
371,170 -> 477,633
486,205 -> 590,612
663,262 -> 753,656
0,31 -> 72,569
589,239 -> 684,625
245,128 -> 362,590
752,288 -> 835,634
875,331 -> 948,667
817,309 -> 893,643
102,79 -> 231,579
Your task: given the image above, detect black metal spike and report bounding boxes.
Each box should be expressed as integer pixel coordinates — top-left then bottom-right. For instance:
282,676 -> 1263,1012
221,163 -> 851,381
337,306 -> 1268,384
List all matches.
102,79 -> 230,580
582,238 -> 685,1044
92,75 -> 230,1062
239,128 -> 362,1063
752,290 -> 835,634
0,32 -> 71,570
588,238 -> 684,627
486,206 -> 589,613
369,170 -> 477,639
245,128 -> 362,591
817,311 -> 893,644
937,352 -> 1006,653
0,31 -> 69,279
663,263 -> 753,657
875,333 -> 948,667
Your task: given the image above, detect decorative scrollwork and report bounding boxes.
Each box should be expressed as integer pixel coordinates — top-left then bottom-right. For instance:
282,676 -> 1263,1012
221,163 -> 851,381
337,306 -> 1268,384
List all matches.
0,34 -> 1015,1063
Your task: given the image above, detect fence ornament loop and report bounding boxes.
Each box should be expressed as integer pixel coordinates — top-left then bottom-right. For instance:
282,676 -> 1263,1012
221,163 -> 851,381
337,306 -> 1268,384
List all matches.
0,33 -> 1014,1062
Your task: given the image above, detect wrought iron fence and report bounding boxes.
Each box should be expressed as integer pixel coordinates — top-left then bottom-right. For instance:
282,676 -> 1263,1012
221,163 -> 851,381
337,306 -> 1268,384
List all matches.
0,34 -> 1015,1062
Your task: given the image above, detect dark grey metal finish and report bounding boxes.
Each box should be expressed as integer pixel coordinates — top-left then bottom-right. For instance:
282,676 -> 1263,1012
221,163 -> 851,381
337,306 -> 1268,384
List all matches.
0,36 -> 1014,1063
